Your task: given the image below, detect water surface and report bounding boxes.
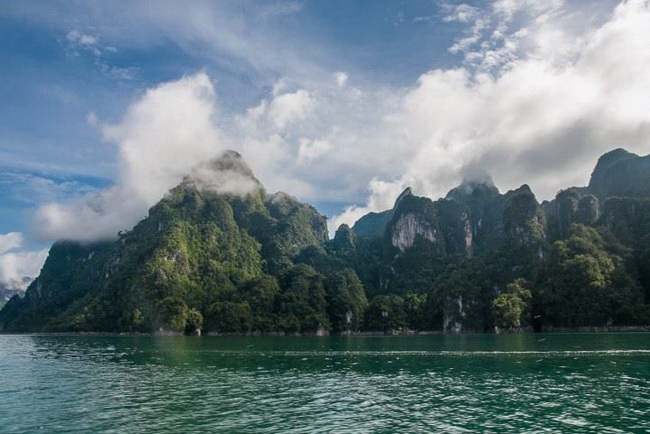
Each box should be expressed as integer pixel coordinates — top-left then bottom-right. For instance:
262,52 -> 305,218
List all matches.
1,333 -> 648,433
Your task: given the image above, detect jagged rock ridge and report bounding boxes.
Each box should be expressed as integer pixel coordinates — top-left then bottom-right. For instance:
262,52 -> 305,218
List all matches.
2,148 -> 650,334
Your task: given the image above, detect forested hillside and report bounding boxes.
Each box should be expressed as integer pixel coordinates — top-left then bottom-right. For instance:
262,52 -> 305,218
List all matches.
1,149 -> 649,333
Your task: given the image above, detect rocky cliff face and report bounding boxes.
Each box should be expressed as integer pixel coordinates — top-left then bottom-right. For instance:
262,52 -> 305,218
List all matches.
385,189 -> 438,253
589,148 -> 650,199
544,149 -> 650,241
503,185 -> 545,247
445,178 -> 503,254
436,200 -> 475,256
383,182 -> 505,258
391,212 -> 437,252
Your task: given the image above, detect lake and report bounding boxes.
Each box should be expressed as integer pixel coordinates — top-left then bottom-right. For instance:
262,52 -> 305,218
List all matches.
0,333 -> 648,433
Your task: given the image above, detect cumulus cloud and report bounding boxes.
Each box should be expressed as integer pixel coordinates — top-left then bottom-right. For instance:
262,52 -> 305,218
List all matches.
29,0 -> 650,241
329,0 -> 650,232
267,89 -> 315,129
0,232 -> 48,291
233,0 -> 648,238
34,73 -> 232,241
34,73 -> 329,242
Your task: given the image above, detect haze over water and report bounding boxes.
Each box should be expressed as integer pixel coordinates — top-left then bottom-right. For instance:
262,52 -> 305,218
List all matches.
1,333 -> 648,433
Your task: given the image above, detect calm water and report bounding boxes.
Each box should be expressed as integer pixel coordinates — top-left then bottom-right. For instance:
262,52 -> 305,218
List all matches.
0,334 -> 648,433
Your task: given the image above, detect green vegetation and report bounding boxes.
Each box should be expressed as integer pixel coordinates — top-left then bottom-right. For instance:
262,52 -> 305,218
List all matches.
1,149 -> 649,334
493,279 -> 531,330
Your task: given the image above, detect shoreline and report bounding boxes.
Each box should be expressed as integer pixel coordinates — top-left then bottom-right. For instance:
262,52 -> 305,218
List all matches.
1,325 -> 650,337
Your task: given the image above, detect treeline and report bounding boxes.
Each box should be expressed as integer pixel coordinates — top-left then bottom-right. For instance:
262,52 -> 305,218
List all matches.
143,221 -> 650,334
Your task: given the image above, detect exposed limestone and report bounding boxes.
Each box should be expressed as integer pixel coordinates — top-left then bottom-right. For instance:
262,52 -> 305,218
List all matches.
463,212 -> 473,255
391,212 -> 436,252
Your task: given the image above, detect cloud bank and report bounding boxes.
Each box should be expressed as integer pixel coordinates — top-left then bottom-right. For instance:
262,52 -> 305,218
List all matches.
31,0 -> 650,241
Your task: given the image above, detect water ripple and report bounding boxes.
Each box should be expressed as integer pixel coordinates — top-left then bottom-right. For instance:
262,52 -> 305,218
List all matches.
0,334 -> 648,433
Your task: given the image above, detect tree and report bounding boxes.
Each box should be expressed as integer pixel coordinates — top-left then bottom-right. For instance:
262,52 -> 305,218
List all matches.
156,296 -> 189,332
535,224 -> 642,327
205,301 -> 252,333
185,308 -> 203,335
403,292 -> 428,331
278,264 -> 328,332
326,269 -> 368,333
493,278 -> 531,330
365,295 -> 406,332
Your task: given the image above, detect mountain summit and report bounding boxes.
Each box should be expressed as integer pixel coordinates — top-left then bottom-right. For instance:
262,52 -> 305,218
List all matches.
182,150 -> 263,196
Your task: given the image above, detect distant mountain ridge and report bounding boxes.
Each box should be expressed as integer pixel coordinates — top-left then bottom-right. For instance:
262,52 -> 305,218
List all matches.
2,149 -> 649,333
0,278 -> 31,309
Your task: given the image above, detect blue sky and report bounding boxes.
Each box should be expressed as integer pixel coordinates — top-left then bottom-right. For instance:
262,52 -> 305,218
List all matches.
0,0 -> 469,236
1,0 -> 650,288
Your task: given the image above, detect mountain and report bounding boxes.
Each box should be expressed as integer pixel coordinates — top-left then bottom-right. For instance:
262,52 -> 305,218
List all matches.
324,151 -> 648,332
0,151 -> 332,334
1,148 -> 649,333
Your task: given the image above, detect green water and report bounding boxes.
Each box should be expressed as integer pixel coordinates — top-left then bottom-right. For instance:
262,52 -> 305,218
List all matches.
0,334 -> 648,433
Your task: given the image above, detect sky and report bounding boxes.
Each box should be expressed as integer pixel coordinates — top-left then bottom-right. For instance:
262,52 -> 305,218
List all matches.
1,0 -> 650,290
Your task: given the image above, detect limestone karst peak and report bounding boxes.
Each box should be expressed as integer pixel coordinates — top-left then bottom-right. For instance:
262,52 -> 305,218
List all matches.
182,150 -> 263,196
393,187 -> 413,208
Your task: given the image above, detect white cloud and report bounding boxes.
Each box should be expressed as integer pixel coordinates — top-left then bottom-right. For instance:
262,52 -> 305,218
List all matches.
0,232 -> 48,291
328,0 -> 650,231
334,71 -> 348,87
65,28 -> 139,80
446,0 -> 565,72
8,1 -> 319,89
66,29 -> 102,56
0,233 -> 23,254
297,138 -> 333,164
185,152 -> 262,196
34,73 -> 232,241
24,0 -> 650,243
330,178 -> 407,234
267,89 -> 315,129
66,29 -> 98,46
442,4 -> 480,23
67,29 -> 97,46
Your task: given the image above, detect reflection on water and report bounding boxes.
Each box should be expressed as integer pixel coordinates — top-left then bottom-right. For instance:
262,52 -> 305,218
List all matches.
1,334 -> 648,433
